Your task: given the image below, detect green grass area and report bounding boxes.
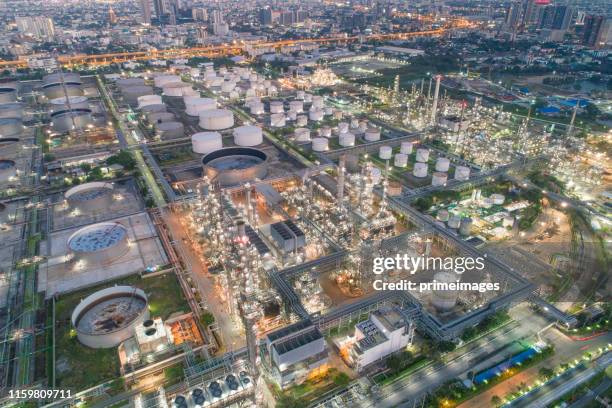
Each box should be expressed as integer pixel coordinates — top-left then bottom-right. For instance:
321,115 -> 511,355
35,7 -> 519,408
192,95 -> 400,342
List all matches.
54,273 -> 190,391
273,368 -> 350,408
373,354 -> 431,386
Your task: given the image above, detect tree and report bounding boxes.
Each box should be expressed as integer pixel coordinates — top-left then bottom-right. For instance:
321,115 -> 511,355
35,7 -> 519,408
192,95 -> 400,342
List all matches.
332,372 -> 350,387
491,395 -> 502,406
106,150 -> 136,170
538,367 -> 554,380
200,311 -> 215,327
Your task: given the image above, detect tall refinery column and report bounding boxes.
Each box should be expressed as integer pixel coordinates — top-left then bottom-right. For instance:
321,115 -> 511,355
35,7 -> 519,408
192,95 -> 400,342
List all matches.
430,75 -> 441,126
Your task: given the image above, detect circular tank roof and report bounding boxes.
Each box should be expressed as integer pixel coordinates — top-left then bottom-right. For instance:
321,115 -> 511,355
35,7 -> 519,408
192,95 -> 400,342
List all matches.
0,159 -> 16,170
68,222 -> 128,253
202,147 -> 267,171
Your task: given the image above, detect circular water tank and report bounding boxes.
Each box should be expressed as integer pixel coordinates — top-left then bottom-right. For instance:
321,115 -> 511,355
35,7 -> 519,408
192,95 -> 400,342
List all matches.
431,272 -> 459,312
234,125 -> 263,146
270,113 -> 285,127
49,96 -> 89,113
71,286 -> 149,348
312,137 -> 329,152
459,217 -> 473,236
269,101 -> 284,114
140,104 -> 167,115
309,109 -> 324,121
413,162 -> 428,178
432,172 -> 448,186
319,126 -> 332,138
294,128 -> 310,142
65,182 -> 115,213
0,86 -> 17,103
339,133 -> 355,147
379,146 -> 392,160
163,82 -> 192,97
454,166 -> 470,181
312,95 -> 324,109
192,132 -> 222,154
250,101 -> 265,115
43,73 -> 81,88
289,100 -> 303,113
154,74 -> 181,88
122,86 -> 153,104
400,141 -> 413,155
447,214 -> 461,229
370,167 -> 382,184
394,153 -> 408,167
364,128 -> 380,142
185,97 -> 216,116
0,103 -> 24,119
0,159 -> 17,182
68,222 -> 130,265
416,148 -> 430,163
435,157 -> 450,172
156,121 -> 184,140
0,118 -> 23,137
490,193 -> 505,205
199,109 -> 234,130
338,122 -> 349,134
296,115 -> 307,127
147,112 -> 174,124
137,95 -> 163,109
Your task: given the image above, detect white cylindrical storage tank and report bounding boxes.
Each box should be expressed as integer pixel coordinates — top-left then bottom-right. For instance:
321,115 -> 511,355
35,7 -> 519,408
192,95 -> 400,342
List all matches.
459,217 -> 473,236
221,81 -> 235,93
49,96 -> 90,113
413,162 -> 428,178
68,222 -> 130,265
454,165 -> 470,181
137,94 -> 162,109
0,159 -> 17,182
490,193 -> 505,205
263,80 -> 272,88
319,126 -> 332,138
416,148 -> 430,163
502,215 -> 515,228
199,109 -> 234,130
338,122 -> 349,134
250,101 -> 265,115
350,118 -> 359,129
294,128 -> 310,142
287,111 -> 297,121
371,167 -> 382,184
0,85 -> 17,104
245,88 -> 257,98
435,157 -> 450,172
431,272 -> 459,312
147,112 -> 175,124
358,121 -> 368,133
0,103 -> 24,119
339,133 -> 355,147
154,74 -> 181,88
436,209 -> 450,222
296,90 -> 305,100
312,137 -> 328,152
234,125 -> 263,146
311,95 -> 324,109
296,115 -> 307,127
447,214 -> 461,229
52,111 -> 92,133
309,109 -> 324,121
364,128 -> 380,142
185,97 -> 216,116
269,101 -> 284,114
71,286 -> 149,348
289,100 -> 303,113
270,113 -> 286,127
303,93 -> 312,103
394,153 -> 408,167
267,86 -> 278,96
0,118 -> 23,137
163,82 -> 192,97
432,172 -> 448,186
156,121 -> 184,139
65,182 -> 115,213
400,141 -> 413,155
379,146 -> 392,160
192,132 -> 222,154
121,86 -> 153,104
140,104 -> 167,116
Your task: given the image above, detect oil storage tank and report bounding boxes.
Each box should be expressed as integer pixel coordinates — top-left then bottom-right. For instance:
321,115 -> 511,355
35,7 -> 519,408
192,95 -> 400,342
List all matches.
147,111 -> 174,124
156,121 -> 184,140
153,74 -> 181,88
0,118 -> 23,137
431,272 -> 459,312
49,96 -> 89,113
68,222 -> 130,266
234,125 -> 263,146
0,159 -> 17,183
65,182 -> 115,214
185,97 -> 216,116
0,84 -> 17,103
201,147 -> 268,186
199,109 -> 234,130
0,103 -> 24,119
122,86 -> 154,105
162,82 -> 192,97
312,138 -> 328,152
116,77 -> 145,88
51,109 -> 92,133
42,73 -> 83,99
140,104 -> 167,116
137,95 -> 162,109
192,132 -> 222,154
71,286 -> 149,348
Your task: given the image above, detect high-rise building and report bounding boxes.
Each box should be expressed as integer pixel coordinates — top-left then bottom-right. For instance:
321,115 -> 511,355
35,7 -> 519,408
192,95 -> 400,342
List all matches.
108,6 -> 118,25
140,0 -> 152,24
583,15 -> 610,48
192,7 -> 208,22
260,7 -> 273,26
153,0 -> 170,19
15,16 -> 55,41
538,5 -> 573,30
504,2 -> 523,31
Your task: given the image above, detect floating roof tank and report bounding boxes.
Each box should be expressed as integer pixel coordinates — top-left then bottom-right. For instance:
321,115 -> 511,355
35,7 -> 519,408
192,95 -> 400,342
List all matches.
0,159 -> 17,183
416,148 -> 430,163
435,157 -> 450,172
413,162 -> 428,178
49,96 -> 89,113
364,128 -> 380,142
201,147 -> 268,186
137,94 -> 162,109
394,153 -> 408,167
122,86 -> 154,104
65,182 -> 115,214
0,84 -> 17,103
431,272 -> 459,312
185,97 -> 216,116
0,118 -> 23,137
0,103 -> 24,119
67,222 -> 130,265
147,111 -> 175,124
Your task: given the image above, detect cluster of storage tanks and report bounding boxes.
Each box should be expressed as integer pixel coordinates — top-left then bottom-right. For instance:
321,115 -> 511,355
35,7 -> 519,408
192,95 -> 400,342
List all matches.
374,141 -> 471,185
0,82 -> 24,184
436,209 -> 474,236
41,73 -> 93,133
172,372 -> 253,408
